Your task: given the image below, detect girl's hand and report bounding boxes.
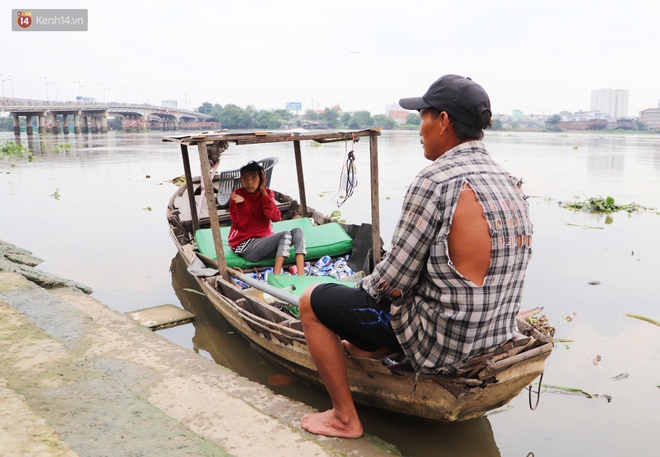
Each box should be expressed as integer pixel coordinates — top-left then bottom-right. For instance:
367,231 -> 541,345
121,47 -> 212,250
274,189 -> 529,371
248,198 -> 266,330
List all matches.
231,190 -> 244,203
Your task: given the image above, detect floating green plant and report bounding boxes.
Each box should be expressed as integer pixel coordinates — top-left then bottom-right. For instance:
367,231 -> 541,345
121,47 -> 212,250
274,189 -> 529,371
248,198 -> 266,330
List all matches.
563,195 -> 653,214
624,313 -> 660,327
53,143 -> 72,152
533,383 -> 611,402
566,223 -> 604,230
330,210 -> 345,223
1,141 -> 29,157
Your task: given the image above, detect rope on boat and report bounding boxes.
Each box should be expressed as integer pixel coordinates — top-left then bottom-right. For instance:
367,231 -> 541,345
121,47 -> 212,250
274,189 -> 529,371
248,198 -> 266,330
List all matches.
528,371 -> 544,410
333,134 -> 358,207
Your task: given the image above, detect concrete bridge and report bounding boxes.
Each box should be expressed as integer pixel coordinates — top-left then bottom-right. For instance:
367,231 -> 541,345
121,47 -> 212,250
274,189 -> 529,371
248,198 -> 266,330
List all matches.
0,97 -> 215,134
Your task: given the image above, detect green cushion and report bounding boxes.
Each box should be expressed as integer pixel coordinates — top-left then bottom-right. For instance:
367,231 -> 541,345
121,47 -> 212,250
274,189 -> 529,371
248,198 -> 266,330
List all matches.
195,218 -> 354,269
266,274 -> 357,297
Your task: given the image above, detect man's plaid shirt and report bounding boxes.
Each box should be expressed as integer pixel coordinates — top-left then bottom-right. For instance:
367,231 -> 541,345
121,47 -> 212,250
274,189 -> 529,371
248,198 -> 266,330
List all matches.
359,141 -> 533,373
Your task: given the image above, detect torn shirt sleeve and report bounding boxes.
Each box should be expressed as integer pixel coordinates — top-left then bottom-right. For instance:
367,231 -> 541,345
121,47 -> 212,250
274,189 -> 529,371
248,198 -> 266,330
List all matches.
359,174 -> 447,302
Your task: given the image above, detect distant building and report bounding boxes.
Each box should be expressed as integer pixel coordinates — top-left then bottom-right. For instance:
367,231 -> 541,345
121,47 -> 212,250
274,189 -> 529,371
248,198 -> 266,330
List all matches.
590,88 -> 629,118
76,95 -> 95,104
161,100 -> 178,109
559,111 -> 573,121
557,119 -> 608,130
640,108 -> 660,129
512,109 -> 523,118
386,103 -> 410,125
572,110 -> 606,121
286,102 -> 302,112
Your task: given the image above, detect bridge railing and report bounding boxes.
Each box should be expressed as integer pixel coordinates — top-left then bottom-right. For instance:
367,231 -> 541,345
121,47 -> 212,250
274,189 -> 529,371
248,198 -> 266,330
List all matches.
0,98 -> 157,109
0,98 -> 211,118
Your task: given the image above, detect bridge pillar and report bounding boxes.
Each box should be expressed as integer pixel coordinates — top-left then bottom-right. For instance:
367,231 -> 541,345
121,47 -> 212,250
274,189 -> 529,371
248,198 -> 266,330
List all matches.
26,115 -> 34,135
12,114 -> 20,135
62,114 -> 70,134
100,115 -> 108,134
27,135 -> 38,153
49,113 -> 60,134
81,116 -> 89,134
90,116 -> 98,134
38,115 -> 46,134
73,114 -> 81,134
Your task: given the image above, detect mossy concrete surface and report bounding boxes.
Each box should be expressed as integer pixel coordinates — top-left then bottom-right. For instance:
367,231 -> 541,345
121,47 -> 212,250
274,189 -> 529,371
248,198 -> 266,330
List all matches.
0,240 -> 401,457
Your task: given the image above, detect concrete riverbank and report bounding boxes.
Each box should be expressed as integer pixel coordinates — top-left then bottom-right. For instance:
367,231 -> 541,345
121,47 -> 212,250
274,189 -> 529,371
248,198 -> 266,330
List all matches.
0,240 -> 400,457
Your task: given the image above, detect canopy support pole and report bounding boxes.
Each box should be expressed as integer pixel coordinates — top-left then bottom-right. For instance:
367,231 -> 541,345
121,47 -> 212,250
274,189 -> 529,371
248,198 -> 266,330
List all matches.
293,140 -> 308,216
180,144 -> 199,233
369,133 -> 381,264
196,140 -> 229,281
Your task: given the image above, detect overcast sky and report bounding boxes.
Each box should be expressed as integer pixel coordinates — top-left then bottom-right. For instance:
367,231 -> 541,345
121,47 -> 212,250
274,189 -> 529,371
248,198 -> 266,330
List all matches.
2,0 -> 658,116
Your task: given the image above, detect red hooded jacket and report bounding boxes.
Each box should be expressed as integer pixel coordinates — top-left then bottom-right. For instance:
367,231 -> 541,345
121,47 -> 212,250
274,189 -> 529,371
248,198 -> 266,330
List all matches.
227,187 -> 281,249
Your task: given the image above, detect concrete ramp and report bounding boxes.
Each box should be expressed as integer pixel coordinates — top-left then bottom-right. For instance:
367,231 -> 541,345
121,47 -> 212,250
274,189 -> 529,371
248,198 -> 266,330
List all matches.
0,262 -> 401,457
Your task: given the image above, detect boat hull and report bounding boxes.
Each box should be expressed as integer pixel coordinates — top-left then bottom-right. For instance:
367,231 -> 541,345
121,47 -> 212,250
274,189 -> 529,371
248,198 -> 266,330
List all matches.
178,244 -> 552,421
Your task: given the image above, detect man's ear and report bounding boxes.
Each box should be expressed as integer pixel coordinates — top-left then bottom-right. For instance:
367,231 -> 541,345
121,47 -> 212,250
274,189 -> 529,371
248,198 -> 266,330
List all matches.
436,111 -> 450,133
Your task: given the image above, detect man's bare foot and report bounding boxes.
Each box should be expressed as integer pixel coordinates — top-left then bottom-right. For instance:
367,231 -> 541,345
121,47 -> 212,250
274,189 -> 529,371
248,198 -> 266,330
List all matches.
342,340 -> 390,359
301,409 -> 363,438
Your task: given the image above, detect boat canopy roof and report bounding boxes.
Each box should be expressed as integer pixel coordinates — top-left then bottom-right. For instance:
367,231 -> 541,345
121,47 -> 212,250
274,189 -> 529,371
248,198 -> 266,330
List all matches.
162,128 -> 380,146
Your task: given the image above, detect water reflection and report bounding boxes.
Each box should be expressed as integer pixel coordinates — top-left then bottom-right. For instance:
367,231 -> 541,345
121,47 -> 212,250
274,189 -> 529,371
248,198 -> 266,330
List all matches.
649,151 -> 660,174
587,152 -> 624,181
17,132 -> 119,155
170,253 -> 289,382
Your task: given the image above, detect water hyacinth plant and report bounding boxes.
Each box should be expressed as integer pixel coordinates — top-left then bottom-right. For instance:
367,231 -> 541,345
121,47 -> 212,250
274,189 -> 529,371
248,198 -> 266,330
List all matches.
562,195 -> 652,214
1,141 -> 29,157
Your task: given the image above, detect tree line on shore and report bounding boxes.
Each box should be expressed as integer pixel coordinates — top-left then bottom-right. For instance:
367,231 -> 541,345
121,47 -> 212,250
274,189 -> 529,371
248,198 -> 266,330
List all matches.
195,102 -> 422,130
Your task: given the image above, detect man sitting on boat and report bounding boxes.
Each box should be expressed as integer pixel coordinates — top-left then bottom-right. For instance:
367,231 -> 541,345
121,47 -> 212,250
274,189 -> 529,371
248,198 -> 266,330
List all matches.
298,74 -> 533,438
228,160 -> 307,275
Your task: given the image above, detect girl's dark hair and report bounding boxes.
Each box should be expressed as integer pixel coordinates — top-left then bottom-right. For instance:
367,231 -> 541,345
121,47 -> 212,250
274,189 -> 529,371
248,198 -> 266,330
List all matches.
240,161 -> 265,183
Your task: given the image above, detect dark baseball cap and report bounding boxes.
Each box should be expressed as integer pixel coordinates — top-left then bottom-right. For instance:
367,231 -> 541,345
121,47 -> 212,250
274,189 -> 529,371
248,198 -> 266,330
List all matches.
399,74 -> 492,128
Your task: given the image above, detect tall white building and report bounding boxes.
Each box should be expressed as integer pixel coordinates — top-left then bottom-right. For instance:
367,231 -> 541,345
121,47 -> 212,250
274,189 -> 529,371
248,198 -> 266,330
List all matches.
590,88 -> 629,118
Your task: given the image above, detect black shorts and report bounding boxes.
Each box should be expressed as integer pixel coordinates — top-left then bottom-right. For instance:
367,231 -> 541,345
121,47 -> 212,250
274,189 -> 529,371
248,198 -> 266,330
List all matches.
310,283 -> 402,353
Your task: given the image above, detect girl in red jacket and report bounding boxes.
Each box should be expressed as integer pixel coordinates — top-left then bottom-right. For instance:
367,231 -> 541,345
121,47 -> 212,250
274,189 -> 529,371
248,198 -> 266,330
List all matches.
228,161 -> 307,274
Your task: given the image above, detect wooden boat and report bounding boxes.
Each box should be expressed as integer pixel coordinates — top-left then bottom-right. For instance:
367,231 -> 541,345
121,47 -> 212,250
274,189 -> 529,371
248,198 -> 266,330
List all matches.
163,129 -> 553,421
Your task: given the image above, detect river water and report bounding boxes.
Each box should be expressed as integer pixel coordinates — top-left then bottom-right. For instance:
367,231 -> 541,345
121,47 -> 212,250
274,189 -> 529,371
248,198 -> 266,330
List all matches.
1,129 -> 658,456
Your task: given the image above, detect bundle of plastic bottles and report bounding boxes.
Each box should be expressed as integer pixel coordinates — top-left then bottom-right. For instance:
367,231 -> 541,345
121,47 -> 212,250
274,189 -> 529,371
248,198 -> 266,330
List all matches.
231,255 -> 355,290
